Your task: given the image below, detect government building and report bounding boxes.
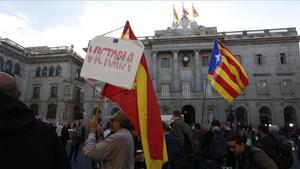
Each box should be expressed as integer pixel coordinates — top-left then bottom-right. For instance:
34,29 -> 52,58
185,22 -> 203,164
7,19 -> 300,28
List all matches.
83,18 -> 300,128
1,18 -> 299,128
0,38 -> 84,122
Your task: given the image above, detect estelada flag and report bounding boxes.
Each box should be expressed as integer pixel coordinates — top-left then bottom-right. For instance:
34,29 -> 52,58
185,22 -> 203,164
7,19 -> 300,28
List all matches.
102,21 -> 168,169
208,39 -> 249,102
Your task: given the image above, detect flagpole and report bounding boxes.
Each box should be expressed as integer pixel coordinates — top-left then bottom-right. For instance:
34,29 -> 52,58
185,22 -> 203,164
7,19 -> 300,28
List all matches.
201,82 -> 207,127
99,26 -> 124,36
192,2 -> 194,21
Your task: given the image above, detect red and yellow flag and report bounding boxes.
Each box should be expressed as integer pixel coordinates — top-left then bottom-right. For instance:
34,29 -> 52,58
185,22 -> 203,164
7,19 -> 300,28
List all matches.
183,6 -> 189,16
102,21 -> 168,169
208,39 -> 249,102
173,5 -> 179,21
192,3 -> 199,17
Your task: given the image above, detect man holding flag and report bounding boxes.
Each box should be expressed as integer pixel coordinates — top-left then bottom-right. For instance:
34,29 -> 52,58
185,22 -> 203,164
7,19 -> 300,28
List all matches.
83,21 -> 168,169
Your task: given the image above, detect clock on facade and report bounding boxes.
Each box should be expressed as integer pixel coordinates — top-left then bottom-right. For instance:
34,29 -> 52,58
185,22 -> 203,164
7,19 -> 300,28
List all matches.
183,55 -> 189,62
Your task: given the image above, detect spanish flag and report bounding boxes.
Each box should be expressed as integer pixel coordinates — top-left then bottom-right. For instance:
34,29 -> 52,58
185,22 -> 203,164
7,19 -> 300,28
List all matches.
183,5 -> 189,16
192,3 -> 199,17
208,39 -> 249,102
173,5 -> 179,21
102,21 -> 168,169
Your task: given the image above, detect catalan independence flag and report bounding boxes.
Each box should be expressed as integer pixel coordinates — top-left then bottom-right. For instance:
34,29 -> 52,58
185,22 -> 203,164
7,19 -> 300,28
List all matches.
208,39 -> 249,102
102,21 -> 168,169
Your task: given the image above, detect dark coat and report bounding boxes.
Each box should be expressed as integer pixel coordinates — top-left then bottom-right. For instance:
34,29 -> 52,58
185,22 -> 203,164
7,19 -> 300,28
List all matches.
0,92 -> 71,169
165,132 -> 186,169
236,146 -> 278,169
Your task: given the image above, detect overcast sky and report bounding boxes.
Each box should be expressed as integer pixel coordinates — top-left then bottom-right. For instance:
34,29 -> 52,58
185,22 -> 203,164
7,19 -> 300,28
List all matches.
0,1 -> 299,57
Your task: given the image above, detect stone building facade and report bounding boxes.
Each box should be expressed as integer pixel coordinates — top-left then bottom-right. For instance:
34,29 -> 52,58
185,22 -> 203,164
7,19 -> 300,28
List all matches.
83,24 -> 300,128
0,38 -> 84,122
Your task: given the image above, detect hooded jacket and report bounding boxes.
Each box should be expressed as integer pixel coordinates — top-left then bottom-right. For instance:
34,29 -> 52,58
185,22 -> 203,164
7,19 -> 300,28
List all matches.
0,92 -> 71,169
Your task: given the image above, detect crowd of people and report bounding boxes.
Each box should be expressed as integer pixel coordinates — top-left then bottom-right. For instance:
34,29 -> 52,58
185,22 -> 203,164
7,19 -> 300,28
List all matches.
81,108 -> 300,169
1,70 -> 300,169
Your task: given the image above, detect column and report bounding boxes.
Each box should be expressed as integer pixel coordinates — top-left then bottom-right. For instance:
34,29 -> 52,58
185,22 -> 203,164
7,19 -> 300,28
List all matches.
172,50 -> 179,92
193,50 -> 201,93
151,51 -> 158,92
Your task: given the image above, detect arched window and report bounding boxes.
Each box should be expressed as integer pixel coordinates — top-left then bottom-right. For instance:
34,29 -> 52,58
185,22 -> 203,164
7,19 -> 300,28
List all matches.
207,107 -> 216,125
56,66 -> 61,76
182,105 -> 195,125
160,106 -> 170,115
49,66 -> 54,77
259,106 -> 272,125
35,67 -> 41,77
284,106 -> 297,126
29,104 -> 39,115
0,57 -> 3,70
75,69 -> 81,79
42,66 -> 48,77
47,103 -> 57,119
235,107 -> 248,126
14,63 -> 21,75
5,60 -> 12,72
74,106 -> 83,120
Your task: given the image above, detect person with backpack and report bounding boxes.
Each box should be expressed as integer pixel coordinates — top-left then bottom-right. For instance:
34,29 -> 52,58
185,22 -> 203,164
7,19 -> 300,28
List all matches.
227,134 -> 278,169
200,120 -> 227,169
162,121 -> 186,169
170,110 -> 193,169
257,125 -> 293,169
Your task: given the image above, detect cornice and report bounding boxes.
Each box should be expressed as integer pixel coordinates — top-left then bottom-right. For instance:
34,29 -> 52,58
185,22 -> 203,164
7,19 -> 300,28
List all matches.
143,35 -> 300,46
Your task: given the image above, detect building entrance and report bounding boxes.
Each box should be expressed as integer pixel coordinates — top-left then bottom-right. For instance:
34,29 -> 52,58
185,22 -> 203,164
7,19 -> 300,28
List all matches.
182,105 -> 195,125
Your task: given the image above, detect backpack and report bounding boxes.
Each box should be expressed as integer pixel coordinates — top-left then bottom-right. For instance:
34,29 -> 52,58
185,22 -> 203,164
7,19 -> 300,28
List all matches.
183,132 -> 193,155
256,135 -> 293,169
208,129 -> 227,163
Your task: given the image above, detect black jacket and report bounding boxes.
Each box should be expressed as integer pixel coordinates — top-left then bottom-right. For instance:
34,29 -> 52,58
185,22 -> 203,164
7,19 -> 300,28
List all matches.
236,146 -> 278,169
0,92 -> 71,169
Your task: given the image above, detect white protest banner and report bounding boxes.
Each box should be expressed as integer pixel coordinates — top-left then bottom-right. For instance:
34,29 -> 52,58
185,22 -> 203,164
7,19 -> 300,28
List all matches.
80,36 -> 144,89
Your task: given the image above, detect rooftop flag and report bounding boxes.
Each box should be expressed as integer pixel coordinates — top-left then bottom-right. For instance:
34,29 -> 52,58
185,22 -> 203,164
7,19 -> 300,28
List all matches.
102,21 -> 168,169
182,5 -> 189,16
192,3 -> 199,17
173,5 -> 179,21
208,39 -> 249,102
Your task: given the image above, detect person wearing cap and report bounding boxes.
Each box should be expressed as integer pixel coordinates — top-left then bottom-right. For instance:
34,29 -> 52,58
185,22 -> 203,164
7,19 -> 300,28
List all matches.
0,71 -> 70,169
83,109 -> 134,169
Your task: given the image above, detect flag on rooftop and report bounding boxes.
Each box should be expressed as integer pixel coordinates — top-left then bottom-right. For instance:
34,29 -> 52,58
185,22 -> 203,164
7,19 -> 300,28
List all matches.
182,5 -> 189,16
207,39 -> 249,102
173,5 -> 179,21
192,3 -> 199,17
